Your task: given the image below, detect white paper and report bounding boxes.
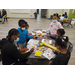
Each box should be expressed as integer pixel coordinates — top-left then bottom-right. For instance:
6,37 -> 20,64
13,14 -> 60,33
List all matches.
27,44 -> 37,53
43,48 -> 56,60
36,30 -> 42,34
32,33 -> 36,35
28,39 -> 39,45
42,33 -> 47,36
42,39 -> 52,44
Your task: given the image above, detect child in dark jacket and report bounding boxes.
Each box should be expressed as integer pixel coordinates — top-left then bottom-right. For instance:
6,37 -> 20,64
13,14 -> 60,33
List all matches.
49,37 -> 70,65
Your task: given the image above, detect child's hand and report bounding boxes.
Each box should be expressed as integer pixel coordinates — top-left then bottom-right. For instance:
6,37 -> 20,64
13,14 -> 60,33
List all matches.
33,36 -> 36,39
20,48 -> 29,52
33,36 -> 38,39
53,42 -> 55,45
46,35 -> 50,38
52,50 -> 55,53
29,48 -> 34,53
42,31 -> 45,33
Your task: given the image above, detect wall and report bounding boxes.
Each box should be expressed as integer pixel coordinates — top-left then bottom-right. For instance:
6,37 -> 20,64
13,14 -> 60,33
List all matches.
46,9 -> 70,18
63,9 -> 70,16
0,9 -> 37,18
69,9 -> 75,19
0,9 -> 71,19
46,9 -> 63,18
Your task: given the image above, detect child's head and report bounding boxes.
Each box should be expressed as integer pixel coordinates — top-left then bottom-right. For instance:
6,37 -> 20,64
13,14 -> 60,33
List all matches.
57,29 -> 65,38
52,16 -> 57,22
52,16 -> 57,20
55,36 -> 68,50
18,19 -> 27,30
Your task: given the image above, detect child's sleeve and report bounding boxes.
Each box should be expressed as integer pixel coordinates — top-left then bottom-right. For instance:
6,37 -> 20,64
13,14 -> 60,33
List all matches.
45,23 -> 52,33
26,30 -> 33,39
58,22 -> 64,29
45,28 -> 50,33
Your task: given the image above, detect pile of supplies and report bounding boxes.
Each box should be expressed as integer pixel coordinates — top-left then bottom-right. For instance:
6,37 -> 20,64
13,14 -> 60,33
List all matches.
26,29 -> 59,60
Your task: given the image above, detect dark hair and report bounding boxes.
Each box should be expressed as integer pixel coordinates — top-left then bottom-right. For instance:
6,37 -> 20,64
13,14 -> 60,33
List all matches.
25,24 -> 29,27
18,19 -> 27,27
57,29 -> 65,36
53,14 -> 56,16
62,14 -> 65,16
7,28 -> 19,40
55,37 -> 68,49
63,36 -> 69,42
65,12 -> 67,15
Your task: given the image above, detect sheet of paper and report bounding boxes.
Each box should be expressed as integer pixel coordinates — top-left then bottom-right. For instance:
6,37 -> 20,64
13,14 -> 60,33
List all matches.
36,30 -> 42,34
27,44 -> 37,53
42,39 -> 52,44
28,39 -> 39,45
43,48 -> 56,60
31,33 -> 36,35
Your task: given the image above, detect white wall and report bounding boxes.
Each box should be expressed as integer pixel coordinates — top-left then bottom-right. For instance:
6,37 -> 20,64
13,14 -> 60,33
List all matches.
0,9 -> 70,18
63,9 -> 70,16
0,9 -> 37,18
46,9 -> 63,18
46,9 -> 70,18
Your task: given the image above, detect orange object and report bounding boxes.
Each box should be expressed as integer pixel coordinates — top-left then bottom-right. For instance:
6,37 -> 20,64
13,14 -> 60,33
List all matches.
20,47 -> 27,54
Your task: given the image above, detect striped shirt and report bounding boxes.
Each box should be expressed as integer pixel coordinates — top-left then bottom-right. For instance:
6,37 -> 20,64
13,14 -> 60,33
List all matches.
45,21 -> 63,35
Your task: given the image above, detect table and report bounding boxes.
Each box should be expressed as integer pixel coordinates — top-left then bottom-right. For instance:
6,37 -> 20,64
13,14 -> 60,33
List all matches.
27,29 -> 55,59
27,40 -> 55,59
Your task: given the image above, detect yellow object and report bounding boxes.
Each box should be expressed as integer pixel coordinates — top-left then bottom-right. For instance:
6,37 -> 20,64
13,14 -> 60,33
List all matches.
42,34 -> 44,37
35,51 -> 42,57
39,43 -> 43,47
32,31 -> 36,33
42,42 -> 61,53
38,48 -> 41,50
38,47 -> 44,50
34,36 -> 36,38
52,17 -> 57,20
42,29 -> 46,30
31,46 -> 35,48
63,18 -> 67,22
38,33 -> 41,36
3,14 -> 8,18
41,47 -> 44,49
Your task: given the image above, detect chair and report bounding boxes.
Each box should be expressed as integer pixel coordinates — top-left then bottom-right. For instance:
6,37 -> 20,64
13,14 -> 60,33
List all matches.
67,42 -> 73,53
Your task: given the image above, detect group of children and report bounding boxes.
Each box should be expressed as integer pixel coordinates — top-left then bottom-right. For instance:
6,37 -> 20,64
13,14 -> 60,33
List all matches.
2,17 -> 70,65
49,29 -> 70,65
42,15 -> 71,65
17,18 -> 71,65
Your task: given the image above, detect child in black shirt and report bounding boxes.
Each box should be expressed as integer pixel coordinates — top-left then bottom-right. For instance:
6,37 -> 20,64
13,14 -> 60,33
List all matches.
49,37 -> 70,65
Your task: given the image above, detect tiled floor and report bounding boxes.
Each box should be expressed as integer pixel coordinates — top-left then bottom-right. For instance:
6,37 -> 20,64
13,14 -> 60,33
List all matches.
0,18 -> 75,65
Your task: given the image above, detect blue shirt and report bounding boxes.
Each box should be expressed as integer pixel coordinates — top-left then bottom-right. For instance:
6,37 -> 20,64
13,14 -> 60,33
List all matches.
17,28 -> 33,44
